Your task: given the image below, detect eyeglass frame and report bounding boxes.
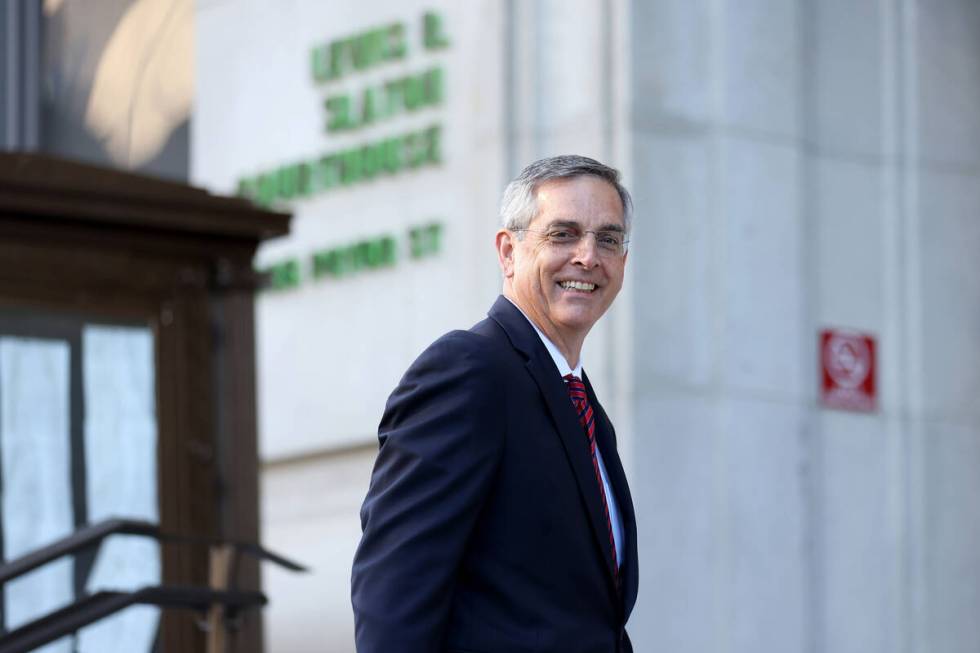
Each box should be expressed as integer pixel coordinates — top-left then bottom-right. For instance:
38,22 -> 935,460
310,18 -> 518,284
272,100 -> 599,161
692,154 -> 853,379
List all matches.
511,222 -> 630,257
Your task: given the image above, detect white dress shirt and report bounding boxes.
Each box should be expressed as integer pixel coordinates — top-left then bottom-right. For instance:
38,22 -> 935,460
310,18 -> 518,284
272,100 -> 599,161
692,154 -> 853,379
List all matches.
506,299 -> 625,566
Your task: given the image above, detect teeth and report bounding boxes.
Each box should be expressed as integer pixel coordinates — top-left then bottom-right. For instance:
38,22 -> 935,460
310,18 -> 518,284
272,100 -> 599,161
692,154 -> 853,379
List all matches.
559,281 -> 596,291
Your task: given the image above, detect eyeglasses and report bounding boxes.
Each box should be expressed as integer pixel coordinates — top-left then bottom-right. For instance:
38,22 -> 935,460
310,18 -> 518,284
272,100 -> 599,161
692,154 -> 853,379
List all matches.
513,227 -> 629,257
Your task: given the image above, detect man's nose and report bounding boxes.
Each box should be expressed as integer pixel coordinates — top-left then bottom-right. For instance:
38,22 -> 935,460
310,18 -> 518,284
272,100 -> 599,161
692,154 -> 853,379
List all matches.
572,232 -> 601,266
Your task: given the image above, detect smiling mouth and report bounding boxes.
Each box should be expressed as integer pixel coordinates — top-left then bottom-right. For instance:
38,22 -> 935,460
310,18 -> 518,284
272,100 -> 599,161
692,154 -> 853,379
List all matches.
558,280 -> 597,293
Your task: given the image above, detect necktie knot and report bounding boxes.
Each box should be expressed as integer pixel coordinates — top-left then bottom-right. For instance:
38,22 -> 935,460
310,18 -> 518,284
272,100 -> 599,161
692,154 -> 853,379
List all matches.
563,374 -> 593,435
563,374 -> 588,405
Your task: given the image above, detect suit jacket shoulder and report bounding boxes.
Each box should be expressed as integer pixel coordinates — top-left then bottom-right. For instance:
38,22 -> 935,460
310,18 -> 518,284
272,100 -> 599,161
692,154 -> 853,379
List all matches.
353,325 -> 512,651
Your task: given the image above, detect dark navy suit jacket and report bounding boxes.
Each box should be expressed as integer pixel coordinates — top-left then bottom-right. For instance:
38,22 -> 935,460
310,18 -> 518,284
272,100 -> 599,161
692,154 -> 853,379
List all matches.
351,296 -> 639,652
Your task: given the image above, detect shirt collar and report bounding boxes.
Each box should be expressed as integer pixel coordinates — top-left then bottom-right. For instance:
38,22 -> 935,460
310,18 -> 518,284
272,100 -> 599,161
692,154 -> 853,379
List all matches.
505,297 -> 583,378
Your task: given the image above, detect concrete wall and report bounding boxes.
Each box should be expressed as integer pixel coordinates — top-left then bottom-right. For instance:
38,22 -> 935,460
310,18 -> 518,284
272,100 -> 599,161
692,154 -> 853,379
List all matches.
629,2 -> 808,649
628,1 -> 980,652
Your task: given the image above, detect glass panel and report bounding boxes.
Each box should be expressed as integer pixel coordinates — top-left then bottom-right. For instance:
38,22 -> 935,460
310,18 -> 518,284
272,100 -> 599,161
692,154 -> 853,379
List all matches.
77,325 -> 159,651
0,337 -> 73,653
41,0 -> 191,181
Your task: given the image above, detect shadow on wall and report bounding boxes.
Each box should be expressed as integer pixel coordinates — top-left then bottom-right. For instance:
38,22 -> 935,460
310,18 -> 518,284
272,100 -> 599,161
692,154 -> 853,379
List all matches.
42,0 -> 192,181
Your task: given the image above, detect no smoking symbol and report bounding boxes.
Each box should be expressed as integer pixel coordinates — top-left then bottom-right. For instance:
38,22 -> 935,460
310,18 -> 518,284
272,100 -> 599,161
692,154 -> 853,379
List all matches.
820,329 -> 876,412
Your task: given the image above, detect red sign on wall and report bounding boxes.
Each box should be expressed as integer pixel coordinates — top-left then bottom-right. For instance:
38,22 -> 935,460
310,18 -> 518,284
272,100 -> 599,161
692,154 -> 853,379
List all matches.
820,329 -> 877,412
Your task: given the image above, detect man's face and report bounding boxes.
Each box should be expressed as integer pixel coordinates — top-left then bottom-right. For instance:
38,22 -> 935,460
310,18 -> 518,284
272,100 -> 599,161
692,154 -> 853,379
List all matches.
498,175 -> 627,348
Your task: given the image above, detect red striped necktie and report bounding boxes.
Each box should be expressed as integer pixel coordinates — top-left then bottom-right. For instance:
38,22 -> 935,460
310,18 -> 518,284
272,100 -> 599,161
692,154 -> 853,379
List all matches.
563,374 -> 619,580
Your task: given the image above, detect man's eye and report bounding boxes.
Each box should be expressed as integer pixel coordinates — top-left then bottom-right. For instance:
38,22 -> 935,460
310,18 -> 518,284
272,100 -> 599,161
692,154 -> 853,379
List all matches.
549,230 -> 577,241
598,234 -> 622,247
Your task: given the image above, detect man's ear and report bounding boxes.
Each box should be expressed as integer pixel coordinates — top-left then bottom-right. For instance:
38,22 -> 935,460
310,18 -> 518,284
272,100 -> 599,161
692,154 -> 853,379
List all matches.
495,230 -> 515,278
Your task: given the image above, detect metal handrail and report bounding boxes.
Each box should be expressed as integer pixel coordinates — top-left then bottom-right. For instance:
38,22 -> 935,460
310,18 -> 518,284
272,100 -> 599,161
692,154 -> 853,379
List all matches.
0,517 -> 307,586
0,586 -> 266,653
0,518 -> 308,653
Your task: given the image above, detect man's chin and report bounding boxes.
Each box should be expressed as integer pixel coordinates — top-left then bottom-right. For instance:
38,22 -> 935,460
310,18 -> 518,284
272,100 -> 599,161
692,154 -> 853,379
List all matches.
552,307 -> 603,335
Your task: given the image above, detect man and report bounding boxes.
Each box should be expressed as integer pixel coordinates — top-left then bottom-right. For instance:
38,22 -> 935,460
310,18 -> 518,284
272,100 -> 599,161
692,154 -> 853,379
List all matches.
351,155 -> 638,652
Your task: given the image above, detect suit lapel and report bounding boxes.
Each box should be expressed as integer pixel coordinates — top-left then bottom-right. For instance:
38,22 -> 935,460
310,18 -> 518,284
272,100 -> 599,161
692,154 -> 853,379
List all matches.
488,297 -> 620,592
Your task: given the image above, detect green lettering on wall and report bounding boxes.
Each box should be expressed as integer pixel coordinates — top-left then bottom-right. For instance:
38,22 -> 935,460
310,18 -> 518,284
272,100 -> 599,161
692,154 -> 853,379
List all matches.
237,177 -> 257,200
311,20 -> 408,85
277,164 -> 298,199
311,45 -> 334,84
403,132 -> 422,168
386,23 -> 407,59
324,66 -> 445,134
318,155 -> 340,191
423,11 -> 450,50
310,234 -> 398,282
383,77 -> 404,114
297,162 -> 314,197
262,224 -> 439,292
409,222 -> 443,259
402,74 -> 425,111
350,30 -> 384,71
262,258 -> 300,291
325,95 -> 354,132
426,67 -> 444,105
372,236 -> 397,267
312,249 -> 342,278
360,86 -> 381,125
424,124 -> 443,164
238,124 -> 443,207
257,173 -> 278,206
341,147 -> 363,185
361,142 -> 383,179
383,136 -> 403,173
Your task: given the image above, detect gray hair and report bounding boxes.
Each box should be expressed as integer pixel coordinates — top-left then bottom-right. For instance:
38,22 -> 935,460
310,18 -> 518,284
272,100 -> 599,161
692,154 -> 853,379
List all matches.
499,155 -> 633,237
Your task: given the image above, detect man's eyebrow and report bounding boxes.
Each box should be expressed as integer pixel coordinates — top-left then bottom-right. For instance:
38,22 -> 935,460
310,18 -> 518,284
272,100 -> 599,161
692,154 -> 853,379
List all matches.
598,223 -> 626,233
542,219 -> 581,230
542,220 -> 625,233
